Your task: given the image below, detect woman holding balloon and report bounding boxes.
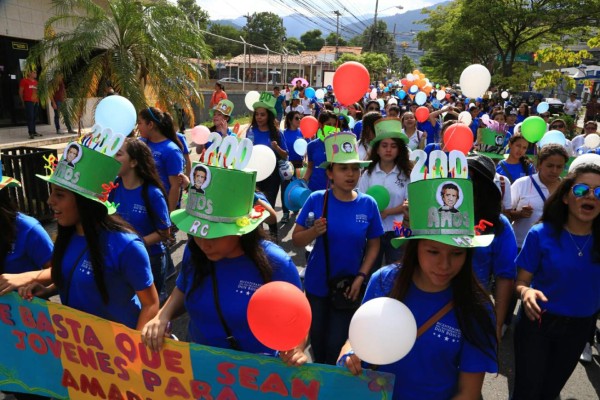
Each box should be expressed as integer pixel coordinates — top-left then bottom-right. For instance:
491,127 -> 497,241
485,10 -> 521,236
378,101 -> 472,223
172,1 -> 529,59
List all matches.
304,110 -> 338,191
280,111 -> 305,223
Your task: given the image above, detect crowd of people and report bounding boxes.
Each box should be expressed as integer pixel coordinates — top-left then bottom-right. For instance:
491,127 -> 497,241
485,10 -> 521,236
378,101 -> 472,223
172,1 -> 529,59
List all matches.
1,78 -> 600,400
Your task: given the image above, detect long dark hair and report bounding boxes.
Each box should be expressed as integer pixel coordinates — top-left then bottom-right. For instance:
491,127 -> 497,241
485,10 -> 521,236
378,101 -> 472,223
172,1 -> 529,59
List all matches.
366,137 -> 413,179
542,163 -> 600,262
185,228 -> 273,299
359,111 -> 382,148
0,189 -> 18,273
139,107 -> 183,151
251,108 -> 279,141
285,111 -> 301,130
51,192 -> 136,303
120,138 -> 169,230
507,134 -> 533,174
389,240 -> 498,363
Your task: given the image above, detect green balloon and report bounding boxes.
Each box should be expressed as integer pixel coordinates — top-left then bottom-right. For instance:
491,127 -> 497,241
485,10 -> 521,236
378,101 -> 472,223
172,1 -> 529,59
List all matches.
521,116 -> 546,143
366,185 -> 391,211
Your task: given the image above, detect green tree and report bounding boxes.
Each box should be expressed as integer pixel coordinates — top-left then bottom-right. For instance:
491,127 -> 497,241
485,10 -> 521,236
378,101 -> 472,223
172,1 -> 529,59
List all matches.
301,29 -> 325,51
334,52 -> 389,81
396,54 -> 416,77
177,0 -> 209,29
207,23 -> 243,57
30,0 -> 210,126
284,37 -> 305,53
243,12 -> 286,51
325,32 -> 347,47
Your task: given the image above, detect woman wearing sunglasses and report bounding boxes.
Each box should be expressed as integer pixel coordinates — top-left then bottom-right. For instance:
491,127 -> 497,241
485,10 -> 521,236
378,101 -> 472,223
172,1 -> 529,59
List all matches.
512,163 -> 600,399
280,111 -> 305,223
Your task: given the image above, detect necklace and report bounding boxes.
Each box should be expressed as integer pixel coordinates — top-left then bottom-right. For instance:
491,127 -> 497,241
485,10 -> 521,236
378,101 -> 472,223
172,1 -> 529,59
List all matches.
566,230 -> 592,257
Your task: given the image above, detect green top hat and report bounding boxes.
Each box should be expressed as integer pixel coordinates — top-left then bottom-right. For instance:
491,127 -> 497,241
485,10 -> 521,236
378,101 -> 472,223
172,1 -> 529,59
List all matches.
391,178 -> 494,248
333,107 -> 350,124
0,159 -> 21,190
372,117 -> 409,146
318,132 -> 371,169
171,162 -> 269,239
210,99 -> 234,118
36,142 -> 121,214
253,92 -> 277,117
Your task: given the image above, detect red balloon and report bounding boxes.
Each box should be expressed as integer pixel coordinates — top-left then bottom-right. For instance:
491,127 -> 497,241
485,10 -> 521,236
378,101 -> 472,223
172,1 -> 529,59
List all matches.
333,62 -> 370,106
247,282 -> 311,351
445,93 -> 451,100
443,124 -> 473,155
299,116 -> 318,139
400,78 -> 409,86
415,106 -> 430,123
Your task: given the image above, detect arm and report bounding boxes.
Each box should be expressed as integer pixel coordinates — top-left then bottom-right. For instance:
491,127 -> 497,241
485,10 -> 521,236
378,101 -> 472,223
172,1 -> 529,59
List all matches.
381,203 -> 406,220
338,340 -> 363,375
348,237 -> 380,301
18,84 -> 24,103
303,161 -> 314,182
515,269 -> 547,321
256,198 -> 277,225
451,371 -> 486,400
135,285 -> 160,331
142,287 -> 186,351
184,153 -> 192,176
167,175 -> 180,212
143,228 -> 170,247
0,262 -> 53,295
493,277 -> 514,339
291,218 -> 327,247
271,140 -> 288,159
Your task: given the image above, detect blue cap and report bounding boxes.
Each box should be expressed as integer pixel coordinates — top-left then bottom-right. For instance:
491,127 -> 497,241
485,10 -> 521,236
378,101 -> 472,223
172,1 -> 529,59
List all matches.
326,85 -> 333,91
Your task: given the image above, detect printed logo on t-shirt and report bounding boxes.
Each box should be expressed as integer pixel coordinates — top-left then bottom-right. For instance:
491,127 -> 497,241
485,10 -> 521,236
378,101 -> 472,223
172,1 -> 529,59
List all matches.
235,280 -> 261,296
356,214 -> 368,224
133,203 -> 146,214
395,177 -> 407,188
79,259 -> 93,276
432,322 -> 461,343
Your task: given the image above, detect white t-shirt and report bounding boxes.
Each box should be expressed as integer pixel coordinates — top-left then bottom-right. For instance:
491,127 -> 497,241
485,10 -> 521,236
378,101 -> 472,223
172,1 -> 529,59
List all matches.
285,105 -> 304,114
494,173 -> 512,211
564,99 -> 582,116
404,129 -> 425,150
510,173 -> 549,247
301,98 -> 312,115
357,142 -> 370,161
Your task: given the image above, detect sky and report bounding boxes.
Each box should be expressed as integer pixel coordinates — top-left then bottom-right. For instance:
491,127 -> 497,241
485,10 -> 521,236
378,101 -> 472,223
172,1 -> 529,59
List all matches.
194,0 -> 445,21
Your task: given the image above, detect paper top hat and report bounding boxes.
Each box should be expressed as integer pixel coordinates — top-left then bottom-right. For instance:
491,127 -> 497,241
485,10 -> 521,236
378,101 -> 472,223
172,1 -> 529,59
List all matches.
171,162 -> 269,239
372,117 -> 409,146
0,158 -> 21,190
291,92 -> 301,100
391,149 -> 494,248
284,179 -> 311,212
37,141 -> 121,214
210,99 -> 234,118
318,132 -> 371,169
253,92 -> 277,117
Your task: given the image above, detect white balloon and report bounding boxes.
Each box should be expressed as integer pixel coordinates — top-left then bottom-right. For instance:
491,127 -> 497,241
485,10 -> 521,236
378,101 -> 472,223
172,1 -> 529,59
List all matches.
514,122 -> 523,135
406,73 -> 415,82
293,138 -> 308,156
436,90 -> 446,101
569,153 -> 600,172
244,144 -> 276,182
348,115 -> 356,129
458,111 -> 472,126
459,64 -> 491,98
481,113 -> 490,126
94,95 -> 137,136
315,88 -> 325,100
501,91 -> 509,99
349,298 -> 417,365
244,91 -> 260,112
370,88 -> 378,100
584,133 -> 600,149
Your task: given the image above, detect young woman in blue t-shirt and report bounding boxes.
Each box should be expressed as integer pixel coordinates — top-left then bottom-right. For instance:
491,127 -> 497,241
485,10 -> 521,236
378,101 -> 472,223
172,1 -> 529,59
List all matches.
513,163 -> 600,399
496,134 -> 535,183
280,111 -> 304,223
112,138 -> 171,301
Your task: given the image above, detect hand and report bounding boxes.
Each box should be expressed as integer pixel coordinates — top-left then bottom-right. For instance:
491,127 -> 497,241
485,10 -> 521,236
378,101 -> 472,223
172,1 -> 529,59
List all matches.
0,273 -> 32,296
279,347 -> 308,367
340,352 -> 363,376
313,218 -> 327,236
520,205 -> 533,219
270,140 -> 280,151
346,275 -> 365,301
141,317 -> 171,352
18,282 -> 49,300
177,172 -> 190,189
380,209 -> 388,219
521,288 -> 548,321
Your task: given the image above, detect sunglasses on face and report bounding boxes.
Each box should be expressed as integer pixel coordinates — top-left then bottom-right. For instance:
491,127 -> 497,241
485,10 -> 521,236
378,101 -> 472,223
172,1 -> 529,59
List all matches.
367,107 -> 379,111
550,124 -> 565,129
572,183 -> 600,200
585,126 -> 597,130
294,116 -> 302,121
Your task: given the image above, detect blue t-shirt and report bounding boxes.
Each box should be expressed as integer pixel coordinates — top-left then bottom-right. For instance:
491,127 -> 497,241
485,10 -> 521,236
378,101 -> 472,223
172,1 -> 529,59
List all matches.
362,266 -> 498,400
296,190 -> 384,296
140,138 -> 184,195
59,231 -> 153,328
469,118 -> 480,141
110,182 -> 171,256
306,139 -> 328,191
283,128 -> 304,162
496,160 -> 535,183
275,94 -> 286,114
176,240 -> 301,354
516,222 -> 600,317
417,120 -> 441,145
3,213 -> 53,274
352,120 -> 363,140
472,215 -> 517,290
176,132 -> 190,155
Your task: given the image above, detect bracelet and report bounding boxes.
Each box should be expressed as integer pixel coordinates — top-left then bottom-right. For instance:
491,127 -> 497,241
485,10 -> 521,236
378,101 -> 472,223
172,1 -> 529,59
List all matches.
356,272 -> 367,280
336,349 -> 355,367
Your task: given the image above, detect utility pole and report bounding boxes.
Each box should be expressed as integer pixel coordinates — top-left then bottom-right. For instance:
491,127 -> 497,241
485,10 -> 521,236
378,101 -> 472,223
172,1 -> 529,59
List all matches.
334,10 -> 341,60
244,13 -> 252,83
370,0 -> 379,52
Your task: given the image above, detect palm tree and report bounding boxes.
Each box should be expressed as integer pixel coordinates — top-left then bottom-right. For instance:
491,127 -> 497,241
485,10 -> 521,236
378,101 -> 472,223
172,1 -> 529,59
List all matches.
28,0 -> 212,128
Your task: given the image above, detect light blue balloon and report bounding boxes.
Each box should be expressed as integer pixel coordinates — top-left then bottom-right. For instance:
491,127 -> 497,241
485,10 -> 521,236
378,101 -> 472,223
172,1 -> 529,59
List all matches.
538,130 -> 566,148
398,90 -> 407,100
377,99 -> 385,109
95,95 -> 137,135
537,102 -> 549,114
415,91 -> 427,106
432,99 -> 441,109
383,87 -> 389,93
348,115 -> 356,129
409,85 -> 419,94
305,87 -> 316,99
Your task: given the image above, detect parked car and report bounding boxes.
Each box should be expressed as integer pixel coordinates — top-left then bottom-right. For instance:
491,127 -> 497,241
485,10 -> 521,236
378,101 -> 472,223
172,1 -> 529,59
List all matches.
513,91 -> 544,107
217,77 -> 242,84
544,97 -> 564,114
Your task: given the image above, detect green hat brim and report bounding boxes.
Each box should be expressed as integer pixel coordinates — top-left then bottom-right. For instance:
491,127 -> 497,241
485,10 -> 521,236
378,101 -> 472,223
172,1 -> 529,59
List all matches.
253,102 -> 276,117
318,160 -> 371,169
170,208 -> 270,239
0,176 -> 21,190
370,131 -> 409,146
36,174 -> 117,215
391,233 -> 494,248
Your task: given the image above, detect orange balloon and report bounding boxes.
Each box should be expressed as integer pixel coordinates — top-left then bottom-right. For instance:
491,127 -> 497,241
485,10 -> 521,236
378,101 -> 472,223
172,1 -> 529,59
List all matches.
333,61 -> 371,106
443,124 -> 474,155
415,106 -> 430,123
419,73 -> 425,80
299,116 -> 319,138
413,69 -> 420,75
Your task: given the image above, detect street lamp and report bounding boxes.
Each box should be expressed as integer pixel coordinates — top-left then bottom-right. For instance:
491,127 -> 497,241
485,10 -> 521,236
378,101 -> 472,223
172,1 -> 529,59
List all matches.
264,44 -> 270,91
240,36 -> 247,91
371,2 -> 404,52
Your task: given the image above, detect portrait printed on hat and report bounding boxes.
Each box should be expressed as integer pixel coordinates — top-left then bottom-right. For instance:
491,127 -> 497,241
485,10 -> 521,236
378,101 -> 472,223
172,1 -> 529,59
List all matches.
341,141 -> 354,153
63,143 -> 83,168
436,181 -> 464,214
190,164 -> 211,194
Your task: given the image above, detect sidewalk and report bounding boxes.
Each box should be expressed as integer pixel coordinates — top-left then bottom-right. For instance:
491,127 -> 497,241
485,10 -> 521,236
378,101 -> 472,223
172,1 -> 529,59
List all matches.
0,123 -> 78,151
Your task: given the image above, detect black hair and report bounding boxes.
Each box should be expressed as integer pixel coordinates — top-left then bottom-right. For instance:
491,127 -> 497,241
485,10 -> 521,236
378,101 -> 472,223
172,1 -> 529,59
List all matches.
389,240 -> 498,364
251,107 -> 280,145
366,137 -> 413,179
364,100 -> 380,112
441,183 -> 460,199
542,163 -> 600,262
470,166 -> 503,235
507,134 -> 534,174
285,111 -> 301,130
52,192 -> 136,304
139,107 -> 184,151
0,189 -> 19,273
358,111 -> 382,149
536,143 -> 569,168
